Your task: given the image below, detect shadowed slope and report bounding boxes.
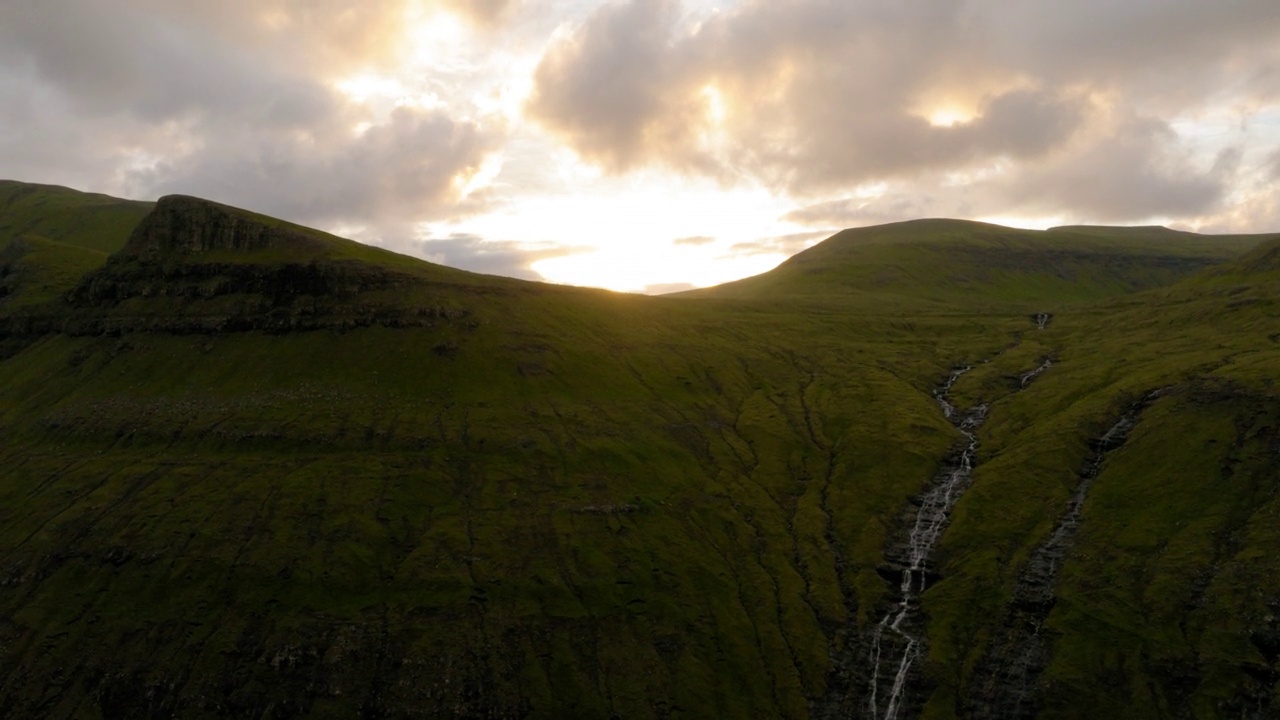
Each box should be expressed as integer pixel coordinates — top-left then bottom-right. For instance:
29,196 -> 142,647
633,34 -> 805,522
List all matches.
0,181 -> 153,309
1,194 -> 552,342
2,184 -> 1280,719
0,180 -> 152,255
690,219 -> 1269,311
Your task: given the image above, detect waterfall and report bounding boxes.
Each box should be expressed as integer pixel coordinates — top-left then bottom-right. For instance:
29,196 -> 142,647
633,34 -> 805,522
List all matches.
865,356 -> 1048,720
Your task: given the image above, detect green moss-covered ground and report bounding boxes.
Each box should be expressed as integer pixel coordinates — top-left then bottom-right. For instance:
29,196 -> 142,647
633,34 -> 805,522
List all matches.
1,182 -> 1278,718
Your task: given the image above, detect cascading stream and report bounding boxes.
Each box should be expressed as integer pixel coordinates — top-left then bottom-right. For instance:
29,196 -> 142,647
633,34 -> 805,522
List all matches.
1020,358 -> 1053,388
865,367 -> 991,720
865,351 -> 1056,720
963,387 -> 1168,720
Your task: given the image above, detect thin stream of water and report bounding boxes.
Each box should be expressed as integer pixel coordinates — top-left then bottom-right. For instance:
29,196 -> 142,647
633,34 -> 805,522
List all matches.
867,367 -> 987,719
866,355 -> 1052,720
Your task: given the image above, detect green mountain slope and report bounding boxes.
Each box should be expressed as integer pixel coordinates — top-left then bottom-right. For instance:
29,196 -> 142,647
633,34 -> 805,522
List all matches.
0,180 -> 152,254
692,219 -> 1269,313
0,183 -> 1277,719
0,181 -> 153,311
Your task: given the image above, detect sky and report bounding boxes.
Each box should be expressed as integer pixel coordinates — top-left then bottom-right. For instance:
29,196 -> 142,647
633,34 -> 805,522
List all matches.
3,0 -> 1280,293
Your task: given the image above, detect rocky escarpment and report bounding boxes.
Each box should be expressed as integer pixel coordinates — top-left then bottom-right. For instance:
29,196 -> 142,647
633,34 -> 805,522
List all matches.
115,194 -> 330,257
0,196 -> 484,339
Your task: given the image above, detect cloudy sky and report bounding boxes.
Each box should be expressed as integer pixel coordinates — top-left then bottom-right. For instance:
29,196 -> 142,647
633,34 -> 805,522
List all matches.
4,1 -> 1280,292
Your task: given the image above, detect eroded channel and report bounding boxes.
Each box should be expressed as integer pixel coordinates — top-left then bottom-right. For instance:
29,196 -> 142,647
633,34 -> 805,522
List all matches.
963,388 -> 1168,719
862,356 -> 1055,719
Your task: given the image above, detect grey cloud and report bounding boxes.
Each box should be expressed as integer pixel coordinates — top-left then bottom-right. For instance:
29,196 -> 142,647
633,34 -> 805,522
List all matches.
0,61 -> 213,197
985,1 -> 1280,96
411,233 -> 585,282
529,0 -> 1092,191
1269,148 -> 1280,180
784,196 -> 953,229
728,231 -> 831,257
1193,185 -> 1280,234
128,0 -> 413,73
129,107 -> 501,227
530,0 -> 1280,221
968,90 -> 1085,158
1003,117 -> 1235,221
0,0 -> 505,236
783,113 -> 1240,227
0,0 -> 337,126
527,0 -> 692,172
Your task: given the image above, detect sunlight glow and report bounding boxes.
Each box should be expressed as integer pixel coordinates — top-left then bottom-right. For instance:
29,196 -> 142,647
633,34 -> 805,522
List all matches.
406,7 -> 470,67
458,153 -> 505,198
425,164 -> 811,292
974,215 -> 1066,231
926,107 -> 978,127
334,73 -> 444,112
702,84 -> 728,125
335,74 -> 407,104
532,248 -> 787,293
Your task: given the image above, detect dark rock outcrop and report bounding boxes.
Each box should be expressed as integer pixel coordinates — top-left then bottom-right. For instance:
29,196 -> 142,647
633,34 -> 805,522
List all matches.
117,194 -> 330,257
0,195 -> 481,339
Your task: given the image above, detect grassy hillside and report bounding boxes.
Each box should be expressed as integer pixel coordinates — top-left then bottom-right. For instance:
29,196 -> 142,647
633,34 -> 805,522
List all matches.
0,181 -> 152,311
0,180 -> 152,254
924,239 -> 1280,718
692,219 -> 1269,313
0,183 -> 1277,719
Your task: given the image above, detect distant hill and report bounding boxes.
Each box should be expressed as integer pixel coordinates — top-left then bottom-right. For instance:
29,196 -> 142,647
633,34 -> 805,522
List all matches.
690,218 -> 1272,311
0,181 -> 154,311
1,182 -> 1277,719
0,179 -> 152,254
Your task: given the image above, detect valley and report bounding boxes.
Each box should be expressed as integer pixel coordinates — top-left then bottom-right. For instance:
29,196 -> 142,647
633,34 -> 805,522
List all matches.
1,181 -> 1278,718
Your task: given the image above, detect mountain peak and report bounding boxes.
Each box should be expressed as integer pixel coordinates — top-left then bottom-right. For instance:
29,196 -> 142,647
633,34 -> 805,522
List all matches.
120,195 -> 329,257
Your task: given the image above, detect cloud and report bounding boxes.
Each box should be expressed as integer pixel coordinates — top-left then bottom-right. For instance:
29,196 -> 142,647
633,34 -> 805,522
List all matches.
528,1 -> 1093,190
643,282 -> 696,295
3,0 -> 1280,287
443,0 -> 518,28
0,0 -> 340,124
1000,116 -> 1237,221
529,0 -> 1280,223
527,0 -> 698,173
673,235 -> 715,246
410,233 -> 586,281
783,112 -> 1241,228
728,231 -> 831,257
0,0 -> 506,231
129,106 -> 501,227
784,196 -> 950,229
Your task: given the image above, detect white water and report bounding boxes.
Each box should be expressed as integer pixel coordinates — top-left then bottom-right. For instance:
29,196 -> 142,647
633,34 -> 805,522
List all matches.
866,356 -> 1052,719
866,367 -> 987,720
1020,358 -> 1053,388
1034,313 -> 1051,330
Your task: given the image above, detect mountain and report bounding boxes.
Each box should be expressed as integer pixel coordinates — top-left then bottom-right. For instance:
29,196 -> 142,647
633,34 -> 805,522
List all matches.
692,218 -> 1266,311
0,181 -> 1277,719
0,181 -> 152,311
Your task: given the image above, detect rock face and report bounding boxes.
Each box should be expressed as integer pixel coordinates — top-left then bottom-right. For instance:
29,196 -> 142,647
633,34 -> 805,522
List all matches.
0,195 -> 478,340
119,195 -> 329,256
